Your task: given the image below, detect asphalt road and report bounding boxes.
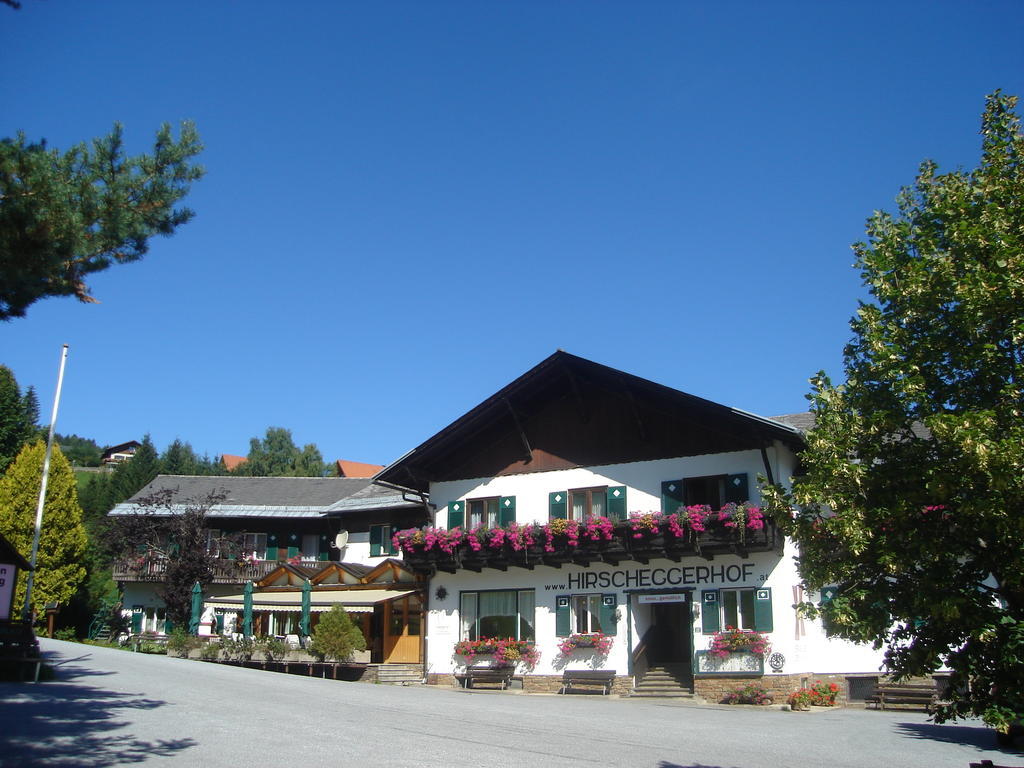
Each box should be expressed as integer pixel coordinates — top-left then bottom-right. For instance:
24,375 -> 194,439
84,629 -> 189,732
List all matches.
0,639 -> 1017,768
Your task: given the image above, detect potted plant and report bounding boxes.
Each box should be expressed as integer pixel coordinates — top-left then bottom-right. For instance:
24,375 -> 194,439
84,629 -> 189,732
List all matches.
810,680 -> 839,706
788,688 -> 813,711
724,683 -> 773,705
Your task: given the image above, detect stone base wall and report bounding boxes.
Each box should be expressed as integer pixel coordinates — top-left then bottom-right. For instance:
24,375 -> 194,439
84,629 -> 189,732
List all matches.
695,672 -> 850,705
426,672 -> 630,695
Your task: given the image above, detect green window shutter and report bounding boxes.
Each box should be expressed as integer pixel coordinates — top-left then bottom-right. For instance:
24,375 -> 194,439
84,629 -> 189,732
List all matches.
753,587 -> 773,632
661,480 -> 684,515
266,533 -> 278,560
286,546 -> 299,559
600,594 -> 618,636
319,534 -> 330,560
606,486 -> 626,521
701,590 -> 721,634
548,492 -> 567,520
555,595 -> 571,637
369,525 -> 383,557
724,473 -> 749,504
499,496 -> 516,526
387,526 -> 398,555
131,612 -> 143,634
215,614 -> 224,634
163,618 -> 174,634
447,501 -> 464,529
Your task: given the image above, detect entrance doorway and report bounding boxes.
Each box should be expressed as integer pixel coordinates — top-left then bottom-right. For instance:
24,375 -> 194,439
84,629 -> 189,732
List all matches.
382,594 -> 422,663
648,601 -> 692,664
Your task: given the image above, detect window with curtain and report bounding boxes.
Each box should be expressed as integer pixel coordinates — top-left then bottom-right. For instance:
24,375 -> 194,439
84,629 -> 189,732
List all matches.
468,497 -> 500,528
721,588 -> 756,630
460,589 -> 535,641
569,487 -> 606,521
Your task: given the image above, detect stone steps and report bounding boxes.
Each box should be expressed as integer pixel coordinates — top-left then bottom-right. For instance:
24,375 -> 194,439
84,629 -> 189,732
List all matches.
376,664 -> 422,685
632,664 -> 694,698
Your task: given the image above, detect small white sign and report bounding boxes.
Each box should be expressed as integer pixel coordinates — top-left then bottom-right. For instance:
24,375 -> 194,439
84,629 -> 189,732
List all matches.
433,621 -> 452,635
638,593 -> 688,604
0,564 -> 15,621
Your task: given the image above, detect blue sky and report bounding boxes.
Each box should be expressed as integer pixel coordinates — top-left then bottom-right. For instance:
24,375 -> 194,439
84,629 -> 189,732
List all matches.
3,1 -> 1022,466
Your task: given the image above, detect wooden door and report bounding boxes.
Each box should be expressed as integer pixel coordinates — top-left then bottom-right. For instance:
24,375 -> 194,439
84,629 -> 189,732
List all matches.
382,596 -> 422,663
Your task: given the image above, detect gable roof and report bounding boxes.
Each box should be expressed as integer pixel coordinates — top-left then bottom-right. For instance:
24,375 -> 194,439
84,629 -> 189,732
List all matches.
335,459 -> 385,478
377,351 -> 805,492
109,475 -> 416,518
220,454 -> 248,471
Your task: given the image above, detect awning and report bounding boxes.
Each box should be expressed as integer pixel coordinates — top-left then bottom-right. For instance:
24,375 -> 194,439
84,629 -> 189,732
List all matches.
204,588 -> 418,614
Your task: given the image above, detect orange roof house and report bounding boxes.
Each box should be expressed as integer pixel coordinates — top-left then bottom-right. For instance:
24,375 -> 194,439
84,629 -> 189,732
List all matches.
335,459 -> 384,478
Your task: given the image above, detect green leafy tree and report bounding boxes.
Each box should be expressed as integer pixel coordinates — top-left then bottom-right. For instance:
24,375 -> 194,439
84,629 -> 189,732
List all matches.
763,92 -> 1024,733
0,440 -> 87,619
0,365 -> 39,473
160,439 -> 224,476
234,427 -> 326,477
0,121 -> 203,320
308,604 -> 366,662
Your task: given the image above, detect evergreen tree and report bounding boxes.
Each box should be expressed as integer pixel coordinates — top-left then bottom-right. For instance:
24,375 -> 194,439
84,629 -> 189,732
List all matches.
0,441 -> 87,618
55,433 -> 103,467
308,605 -> 366,662
108,435 -> 160,502
0,122 -> 204,320
0,365 -> 39,473
161,439 -> 201,475
763,92 -> 1024,733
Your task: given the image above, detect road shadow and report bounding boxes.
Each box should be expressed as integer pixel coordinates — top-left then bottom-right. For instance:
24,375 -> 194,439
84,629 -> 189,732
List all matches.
657,763 -> 741,768
41,651 -> 118,680
0,680 -> 196,766
894,721 -> 1021,754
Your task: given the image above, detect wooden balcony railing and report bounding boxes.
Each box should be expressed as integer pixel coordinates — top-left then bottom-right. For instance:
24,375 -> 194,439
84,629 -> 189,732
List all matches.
113,557 -> 282,584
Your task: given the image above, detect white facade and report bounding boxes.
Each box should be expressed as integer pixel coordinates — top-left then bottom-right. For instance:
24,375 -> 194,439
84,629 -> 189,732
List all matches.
422,447 -> 885,682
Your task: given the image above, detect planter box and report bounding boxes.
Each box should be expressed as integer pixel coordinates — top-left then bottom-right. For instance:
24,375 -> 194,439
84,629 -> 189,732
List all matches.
694,650 -> 764,677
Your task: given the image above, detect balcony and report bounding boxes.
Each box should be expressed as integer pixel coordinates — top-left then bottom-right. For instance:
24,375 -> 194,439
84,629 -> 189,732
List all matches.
113,557 -> 283,584
395,508 -> 784,575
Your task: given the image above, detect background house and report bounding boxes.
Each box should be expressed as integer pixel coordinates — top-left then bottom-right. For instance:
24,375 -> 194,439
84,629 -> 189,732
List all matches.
109,475 -> 429,663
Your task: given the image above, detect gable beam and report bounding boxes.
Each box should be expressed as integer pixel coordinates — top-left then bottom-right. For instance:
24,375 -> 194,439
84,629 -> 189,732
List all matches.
503,397 -> 534,464
561,362 -> 589,423
622,381 -> 648,441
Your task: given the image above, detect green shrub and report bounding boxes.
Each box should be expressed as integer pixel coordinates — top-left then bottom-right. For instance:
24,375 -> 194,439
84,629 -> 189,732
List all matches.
199,641 -> 220,660
54,628 -> 78,642
308,605 -> 366,662
255,635 -> 287,661
166,628 -> 200,658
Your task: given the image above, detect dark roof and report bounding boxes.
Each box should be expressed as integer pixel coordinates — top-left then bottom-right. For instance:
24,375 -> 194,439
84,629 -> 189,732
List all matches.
377,351 -> 805,492
109,475 -> 417,518
0,531 -> 31,570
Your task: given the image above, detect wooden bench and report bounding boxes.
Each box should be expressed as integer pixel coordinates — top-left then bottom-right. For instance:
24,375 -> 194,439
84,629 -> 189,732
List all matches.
561,669 -> 616,695
866,681 -> 937,711
456,664 -> 515,690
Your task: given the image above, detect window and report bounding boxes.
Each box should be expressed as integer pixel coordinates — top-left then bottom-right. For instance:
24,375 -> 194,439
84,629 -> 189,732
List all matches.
701,587 -> 773,633
204,529 -> 222,557
468,497 -> 500,528
460,589 -> 535,641
556,593 -> 617,636
571,594 -> 605,634
241,532 -> 267,559
662,474 -> 750,514
721,588 -> 757,630
551,487 -> 626,521
301,534 -> 319,561
569,487 -> 606,521
370,524 -> 397,557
